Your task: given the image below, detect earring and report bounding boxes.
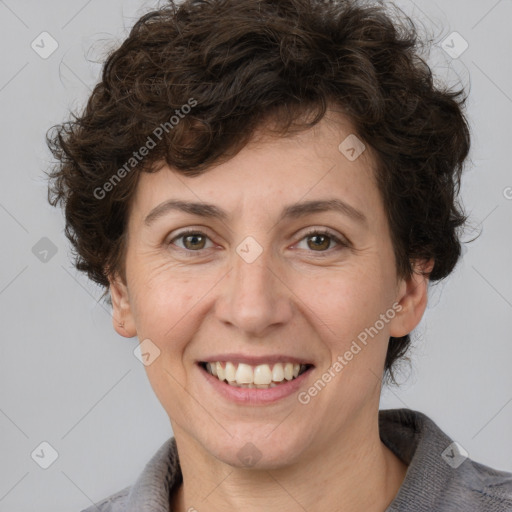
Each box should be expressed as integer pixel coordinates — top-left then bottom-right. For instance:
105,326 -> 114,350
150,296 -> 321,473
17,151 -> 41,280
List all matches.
119,322 -> 125,328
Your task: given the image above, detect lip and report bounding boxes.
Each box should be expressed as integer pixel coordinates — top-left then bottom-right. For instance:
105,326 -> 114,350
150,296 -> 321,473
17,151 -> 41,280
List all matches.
198,362 -> 314,405
198,353 -> 314,366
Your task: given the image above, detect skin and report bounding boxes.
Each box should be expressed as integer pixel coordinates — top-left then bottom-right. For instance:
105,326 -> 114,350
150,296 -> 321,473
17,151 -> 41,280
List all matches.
109,112 -> 433,512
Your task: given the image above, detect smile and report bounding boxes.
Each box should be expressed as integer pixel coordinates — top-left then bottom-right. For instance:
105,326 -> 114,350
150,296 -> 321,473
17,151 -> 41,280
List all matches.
200,361 -> 312,389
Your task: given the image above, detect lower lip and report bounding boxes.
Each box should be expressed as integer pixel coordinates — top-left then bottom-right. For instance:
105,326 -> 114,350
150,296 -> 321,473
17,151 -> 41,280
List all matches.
199,364 -> 314,405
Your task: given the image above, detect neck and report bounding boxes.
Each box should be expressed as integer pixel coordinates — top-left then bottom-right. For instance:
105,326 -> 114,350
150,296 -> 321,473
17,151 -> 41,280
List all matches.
170,409 -> 408,512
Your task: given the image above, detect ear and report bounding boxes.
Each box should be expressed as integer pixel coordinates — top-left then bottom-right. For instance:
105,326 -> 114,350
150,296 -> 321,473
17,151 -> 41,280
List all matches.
109,274 -> 137,338
389,259 -> 434,338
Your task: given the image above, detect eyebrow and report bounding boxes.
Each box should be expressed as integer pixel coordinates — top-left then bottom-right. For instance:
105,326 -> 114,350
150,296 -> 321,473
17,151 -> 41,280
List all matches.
144,198 -> 368,227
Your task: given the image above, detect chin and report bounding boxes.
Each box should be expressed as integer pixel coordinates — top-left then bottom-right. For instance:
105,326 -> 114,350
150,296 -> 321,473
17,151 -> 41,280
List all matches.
204,427 -> 309,470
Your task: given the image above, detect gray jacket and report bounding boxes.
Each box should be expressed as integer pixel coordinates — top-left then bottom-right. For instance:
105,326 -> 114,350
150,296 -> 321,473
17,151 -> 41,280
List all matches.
81,408 -> 512,511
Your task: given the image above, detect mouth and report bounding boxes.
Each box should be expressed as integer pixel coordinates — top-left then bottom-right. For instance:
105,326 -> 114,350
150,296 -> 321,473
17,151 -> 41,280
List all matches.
199,361 -> 314,389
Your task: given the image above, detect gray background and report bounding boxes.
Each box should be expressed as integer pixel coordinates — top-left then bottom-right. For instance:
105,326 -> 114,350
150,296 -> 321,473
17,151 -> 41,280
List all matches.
0,0 -> 511,510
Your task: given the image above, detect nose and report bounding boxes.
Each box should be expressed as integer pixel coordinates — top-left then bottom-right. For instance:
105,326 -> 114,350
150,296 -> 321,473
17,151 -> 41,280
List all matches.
214,242 -> 294,337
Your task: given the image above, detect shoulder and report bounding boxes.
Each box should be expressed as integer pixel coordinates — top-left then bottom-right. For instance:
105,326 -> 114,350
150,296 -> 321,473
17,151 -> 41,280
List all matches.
77,436 -> 180,512
79,485 -> 131,512
380,408 -> 512,511
457,458 -> 512,510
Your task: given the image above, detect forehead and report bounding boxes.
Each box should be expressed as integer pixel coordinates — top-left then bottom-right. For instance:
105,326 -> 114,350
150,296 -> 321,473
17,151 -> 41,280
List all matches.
129,113 -> 383,229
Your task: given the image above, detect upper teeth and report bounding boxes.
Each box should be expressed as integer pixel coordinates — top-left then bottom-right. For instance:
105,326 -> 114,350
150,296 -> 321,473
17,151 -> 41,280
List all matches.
205,361 -> 305,386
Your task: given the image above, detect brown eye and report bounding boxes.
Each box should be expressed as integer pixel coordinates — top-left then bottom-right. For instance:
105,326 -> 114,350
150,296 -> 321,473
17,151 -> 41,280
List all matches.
306,233 -> 332,251
170,231 -> 212,252
295,229 -> 348,255
182,233 -> 207,250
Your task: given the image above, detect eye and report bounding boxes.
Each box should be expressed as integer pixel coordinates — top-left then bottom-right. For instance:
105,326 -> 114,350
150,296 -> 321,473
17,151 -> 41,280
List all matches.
295,229 -> 348,255
168,228 -> 348,256
169,230 -> 214,253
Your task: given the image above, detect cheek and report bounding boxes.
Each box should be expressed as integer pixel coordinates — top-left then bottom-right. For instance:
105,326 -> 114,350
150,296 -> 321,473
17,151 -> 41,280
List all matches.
132,275 -> 195,342
130,272 -> 212,413
295,265 -> 391,342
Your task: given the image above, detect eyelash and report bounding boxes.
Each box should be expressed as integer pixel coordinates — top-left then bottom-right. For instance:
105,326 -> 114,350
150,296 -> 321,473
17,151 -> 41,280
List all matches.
168,228 -> 348,257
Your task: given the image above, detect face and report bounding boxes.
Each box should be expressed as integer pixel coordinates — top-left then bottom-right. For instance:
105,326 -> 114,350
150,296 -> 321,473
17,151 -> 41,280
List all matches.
110,113 -> 429,469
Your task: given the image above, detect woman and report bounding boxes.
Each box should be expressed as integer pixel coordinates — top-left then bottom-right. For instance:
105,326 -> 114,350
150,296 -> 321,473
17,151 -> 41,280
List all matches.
46,0 -> 512,510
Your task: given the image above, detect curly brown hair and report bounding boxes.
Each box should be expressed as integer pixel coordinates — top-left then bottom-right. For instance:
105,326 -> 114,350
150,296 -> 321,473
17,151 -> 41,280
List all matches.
46,0 -> 471,385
